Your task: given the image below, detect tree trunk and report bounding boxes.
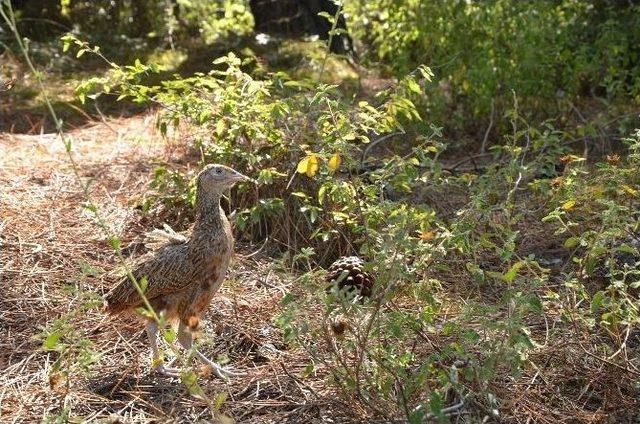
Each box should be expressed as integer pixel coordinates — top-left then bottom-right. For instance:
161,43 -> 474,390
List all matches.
249,0 -> 354,55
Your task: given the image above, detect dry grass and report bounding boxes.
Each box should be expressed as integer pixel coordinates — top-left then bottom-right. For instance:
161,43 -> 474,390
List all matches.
0,114 -> 356,423
1,113 -> 639,423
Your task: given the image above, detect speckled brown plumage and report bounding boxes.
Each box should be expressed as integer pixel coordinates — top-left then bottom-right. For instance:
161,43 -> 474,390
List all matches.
104,164 -> 249,378
106,167 -> 237,321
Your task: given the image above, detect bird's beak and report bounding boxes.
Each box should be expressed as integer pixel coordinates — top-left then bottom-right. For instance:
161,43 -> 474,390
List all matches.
231,170 -> 257,184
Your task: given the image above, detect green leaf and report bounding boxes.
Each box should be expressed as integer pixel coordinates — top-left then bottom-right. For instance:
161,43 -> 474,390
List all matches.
617,244 -> 638,255
181,370 -> 203,396
564,237 -> 579,248
503,261 -> 525,283
43,332 -> 62,350
318,185 -> 327,204
82,202 -> 97,213
591,291 -> 605,313
281,292 -> 296,306
527,295 -> 543,313
163,328 -> 177,343
409,408 -> 425,424
407,79 -> 422,94
108,237 -> 121,250
283,80 -> 314,89
417,65 -> 434,81
429,391 -> 443,416
291,191 -> 309,200
214,392 -> 228,410
301,362 -> 315,378
465,262 -> 485,284
139,277 -> 149,293
317,11 -> 333,21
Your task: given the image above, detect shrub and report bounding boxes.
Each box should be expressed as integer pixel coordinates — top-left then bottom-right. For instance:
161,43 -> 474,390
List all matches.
346,1 -> 640,123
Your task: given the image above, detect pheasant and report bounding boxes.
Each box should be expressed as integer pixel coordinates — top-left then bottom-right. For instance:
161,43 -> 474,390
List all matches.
105,164 -> 250,379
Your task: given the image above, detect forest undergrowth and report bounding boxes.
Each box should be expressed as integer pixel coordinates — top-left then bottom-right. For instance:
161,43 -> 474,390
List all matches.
1,1 -> 640,423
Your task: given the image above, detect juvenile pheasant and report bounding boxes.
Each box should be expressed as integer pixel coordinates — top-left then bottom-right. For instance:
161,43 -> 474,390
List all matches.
105,164 -> 249,378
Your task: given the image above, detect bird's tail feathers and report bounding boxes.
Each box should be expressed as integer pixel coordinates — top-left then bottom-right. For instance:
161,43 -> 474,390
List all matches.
144,223 -> 188,250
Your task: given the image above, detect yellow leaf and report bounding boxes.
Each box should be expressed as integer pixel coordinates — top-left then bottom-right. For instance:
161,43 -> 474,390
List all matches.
296,156 -> 309,173
561,199 -> 576,211
418,230 -> 436,241
328,154 -> 341,172
344,132 -> 357,141
560,154 -> 584,164
297,155 -> 319,177
621,185 -> 638,196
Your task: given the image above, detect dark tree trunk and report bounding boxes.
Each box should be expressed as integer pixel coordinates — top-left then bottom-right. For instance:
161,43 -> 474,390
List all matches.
249,0 -> 354,55
131,0 -> 154,38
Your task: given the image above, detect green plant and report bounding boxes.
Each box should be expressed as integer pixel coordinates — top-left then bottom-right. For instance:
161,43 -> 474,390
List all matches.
346,1 -> 640,134
544,129 -> 640,340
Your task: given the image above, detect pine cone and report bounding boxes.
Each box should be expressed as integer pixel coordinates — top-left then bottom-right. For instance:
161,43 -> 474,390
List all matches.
326,256 -> 374,298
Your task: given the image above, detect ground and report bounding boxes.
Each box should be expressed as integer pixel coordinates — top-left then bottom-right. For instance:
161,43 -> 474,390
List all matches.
1,101 -> 638,424
0,114 -> 355,423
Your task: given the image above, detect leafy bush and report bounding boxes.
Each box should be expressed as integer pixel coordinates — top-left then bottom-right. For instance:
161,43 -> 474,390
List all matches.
67,32 -> 434,255
346,1 -> 640,121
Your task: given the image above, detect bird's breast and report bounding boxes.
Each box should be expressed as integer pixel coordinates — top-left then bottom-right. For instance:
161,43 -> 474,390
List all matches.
199,239 -> 233,291
188,214 -> 234,298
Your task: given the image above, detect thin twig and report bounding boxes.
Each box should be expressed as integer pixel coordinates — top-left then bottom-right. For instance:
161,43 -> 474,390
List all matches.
359,131 -> 404,168
317,1 -> 344,82
480,98 -> 494,153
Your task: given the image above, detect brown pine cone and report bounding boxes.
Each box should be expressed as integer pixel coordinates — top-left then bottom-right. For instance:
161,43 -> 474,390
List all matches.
326,256 -> 374,298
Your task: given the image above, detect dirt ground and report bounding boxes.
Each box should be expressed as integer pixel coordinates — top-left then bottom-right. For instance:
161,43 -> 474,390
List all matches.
0,114 -> 354,423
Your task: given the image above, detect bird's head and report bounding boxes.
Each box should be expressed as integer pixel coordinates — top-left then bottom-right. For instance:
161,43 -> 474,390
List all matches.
197,164 -> 251,195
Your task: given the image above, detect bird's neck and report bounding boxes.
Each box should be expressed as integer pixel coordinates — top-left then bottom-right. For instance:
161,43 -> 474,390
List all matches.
193,189 -> 226,232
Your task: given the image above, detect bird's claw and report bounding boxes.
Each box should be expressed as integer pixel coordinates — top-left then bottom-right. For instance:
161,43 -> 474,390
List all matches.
211,365 -> 243,380
215,365 -> 244,379
152,356 -> 244,380
201,358 -> 244,379
152,363 -> 182,378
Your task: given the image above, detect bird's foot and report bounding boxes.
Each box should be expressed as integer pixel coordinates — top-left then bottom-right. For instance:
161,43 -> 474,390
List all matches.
152,363 -> 182,378
199,356 -> 244,380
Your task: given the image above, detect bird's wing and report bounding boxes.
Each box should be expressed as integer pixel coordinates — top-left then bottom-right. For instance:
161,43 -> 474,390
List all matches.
144,223 -> 190,250
135,241 -> 199,298
105,242 -> 196,312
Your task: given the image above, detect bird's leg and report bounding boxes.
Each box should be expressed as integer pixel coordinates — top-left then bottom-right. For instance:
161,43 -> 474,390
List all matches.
146,320 -> 180,377
177,322 -> 240,380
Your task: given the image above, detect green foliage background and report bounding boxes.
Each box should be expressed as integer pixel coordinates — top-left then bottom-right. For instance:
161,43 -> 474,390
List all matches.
347,0 -> 640,116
